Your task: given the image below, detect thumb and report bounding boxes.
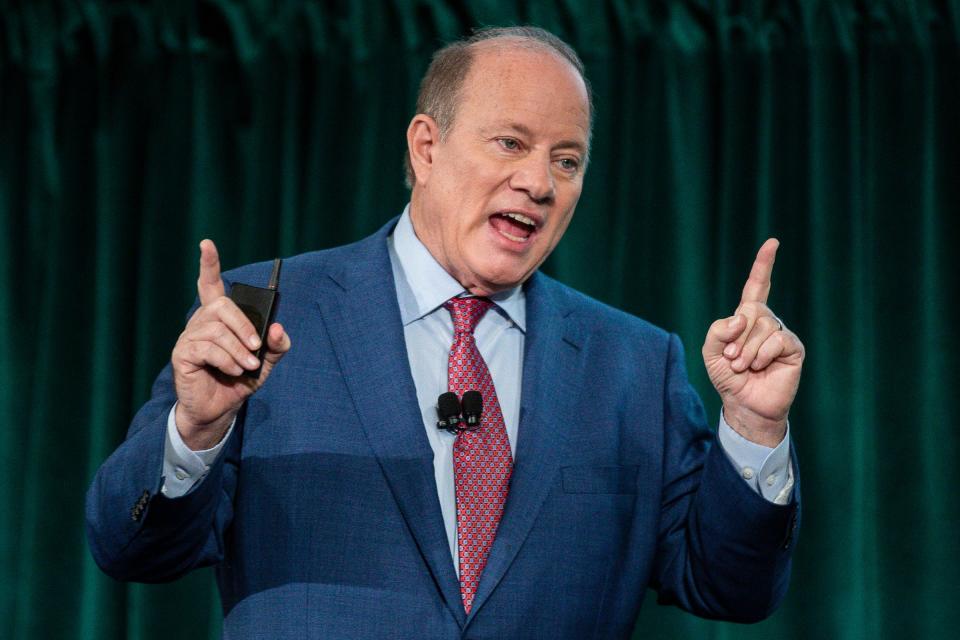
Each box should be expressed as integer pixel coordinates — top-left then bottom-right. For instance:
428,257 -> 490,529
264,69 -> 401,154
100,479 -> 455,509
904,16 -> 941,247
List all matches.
262,322 -> 292,365
702,314 -> 746,359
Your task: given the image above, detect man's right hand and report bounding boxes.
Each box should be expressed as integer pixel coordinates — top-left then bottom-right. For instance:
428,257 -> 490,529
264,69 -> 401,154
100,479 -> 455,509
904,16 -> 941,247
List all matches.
171,239 -> 291,451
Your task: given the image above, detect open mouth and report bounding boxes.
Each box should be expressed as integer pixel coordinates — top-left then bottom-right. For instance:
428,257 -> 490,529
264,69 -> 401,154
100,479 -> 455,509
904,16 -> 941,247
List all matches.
489,212 -> 538,243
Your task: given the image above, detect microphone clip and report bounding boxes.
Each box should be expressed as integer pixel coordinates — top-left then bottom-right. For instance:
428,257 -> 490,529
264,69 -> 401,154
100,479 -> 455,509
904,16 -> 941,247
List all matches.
436,390 -> 484,434
436,392 -> 463,434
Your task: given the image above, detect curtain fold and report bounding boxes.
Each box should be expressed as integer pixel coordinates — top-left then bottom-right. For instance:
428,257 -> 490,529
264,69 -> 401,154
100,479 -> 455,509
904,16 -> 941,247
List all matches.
2,1 -> 957,638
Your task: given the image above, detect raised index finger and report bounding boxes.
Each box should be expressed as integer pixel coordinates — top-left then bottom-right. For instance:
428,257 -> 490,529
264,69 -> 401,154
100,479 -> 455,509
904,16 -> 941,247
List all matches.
197,239 -> 226,305
740,238 -> 779,304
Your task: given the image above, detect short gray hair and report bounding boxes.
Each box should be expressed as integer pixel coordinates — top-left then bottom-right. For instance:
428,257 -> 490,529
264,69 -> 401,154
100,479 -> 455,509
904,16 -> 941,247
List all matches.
404,26 -> 593,188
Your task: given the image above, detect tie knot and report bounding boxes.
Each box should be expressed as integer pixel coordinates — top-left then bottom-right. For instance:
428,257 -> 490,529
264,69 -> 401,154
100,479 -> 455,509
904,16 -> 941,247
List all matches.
444,297 -> 493,335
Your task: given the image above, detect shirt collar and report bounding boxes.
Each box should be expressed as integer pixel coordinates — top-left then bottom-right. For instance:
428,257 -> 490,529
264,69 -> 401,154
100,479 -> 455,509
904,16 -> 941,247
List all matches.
387,205 -> 526,331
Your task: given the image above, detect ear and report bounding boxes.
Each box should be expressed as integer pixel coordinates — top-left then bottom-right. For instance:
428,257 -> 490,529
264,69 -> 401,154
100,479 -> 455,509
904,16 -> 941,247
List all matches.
407,114 -> 440,186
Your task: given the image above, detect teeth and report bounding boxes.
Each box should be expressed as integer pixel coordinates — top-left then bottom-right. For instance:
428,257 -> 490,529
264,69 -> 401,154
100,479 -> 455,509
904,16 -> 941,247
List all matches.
504,212 -> 536,227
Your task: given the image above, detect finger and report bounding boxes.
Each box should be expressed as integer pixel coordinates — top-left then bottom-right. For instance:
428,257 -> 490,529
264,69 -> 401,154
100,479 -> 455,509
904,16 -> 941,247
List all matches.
186,322 -> 261,371
702,314 -> 747,359
724,301 -> 768,359
197,239 -> 226,305
753,328 -> 804,370
730,316 -> 781,372
263,323 -> 291,364
180,340 -> 246,377
740,238 -> 779,305
191,296 -> 262,350
750,332 -> 788,371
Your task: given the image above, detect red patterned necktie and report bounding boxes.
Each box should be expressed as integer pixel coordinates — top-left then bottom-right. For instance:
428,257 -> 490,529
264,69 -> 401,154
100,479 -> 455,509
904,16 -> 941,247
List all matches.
444,297 -> 513,614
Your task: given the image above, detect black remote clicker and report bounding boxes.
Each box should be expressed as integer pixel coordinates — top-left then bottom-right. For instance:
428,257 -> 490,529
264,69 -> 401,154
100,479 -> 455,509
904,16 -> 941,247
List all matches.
229,258 -> 282,379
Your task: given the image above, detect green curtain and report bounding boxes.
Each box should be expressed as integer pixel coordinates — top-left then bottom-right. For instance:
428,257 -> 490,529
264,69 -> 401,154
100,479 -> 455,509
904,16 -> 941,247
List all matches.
2,1 -> 957,638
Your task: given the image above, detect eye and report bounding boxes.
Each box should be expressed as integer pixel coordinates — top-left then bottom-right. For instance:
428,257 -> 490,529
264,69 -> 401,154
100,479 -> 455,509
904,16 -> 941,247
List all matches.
497,138 -> 521,151
557,157 -> 580,173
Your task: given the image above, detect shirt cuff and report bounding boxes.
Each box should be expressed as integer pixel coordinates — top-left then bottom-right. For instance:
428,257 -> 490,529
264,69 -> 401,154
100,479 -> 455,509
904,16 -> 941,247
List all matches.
717,411 -> 794,505
161,403 -> 234,498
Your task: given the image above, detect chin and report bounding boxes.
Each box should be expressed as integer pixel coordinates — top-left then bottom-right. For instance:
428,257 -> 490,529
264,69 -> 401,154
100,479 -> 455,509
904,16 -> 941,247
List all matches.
471,264 -> 532,293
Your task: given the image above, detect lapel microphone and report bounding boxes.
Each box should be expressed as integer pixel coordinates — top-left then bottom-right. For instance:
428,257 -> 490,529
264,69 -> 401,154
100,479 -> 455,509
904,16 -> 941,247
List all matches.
436,391 -> 483,434
461,391 -> 483,430
436,392 -> 462,433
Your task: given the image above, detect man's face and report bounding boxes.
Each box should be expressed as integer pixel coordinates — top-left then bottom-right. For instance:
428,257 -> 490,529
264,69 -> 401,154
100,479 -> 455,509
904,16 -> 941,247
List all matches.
409,44 -> 591,296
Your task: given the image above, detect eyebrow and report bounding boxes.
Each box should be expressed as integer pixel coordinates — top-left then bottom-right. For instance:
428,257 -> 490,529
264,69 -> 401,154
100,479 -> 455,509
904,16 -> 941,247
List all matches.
486,122 -> 587,155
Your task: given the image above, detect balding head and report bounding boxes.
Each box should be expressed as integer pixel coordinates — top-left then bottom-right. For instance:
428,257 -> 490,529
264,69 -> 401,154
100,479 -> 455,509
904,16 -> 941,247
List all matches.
404,26 -> 592,187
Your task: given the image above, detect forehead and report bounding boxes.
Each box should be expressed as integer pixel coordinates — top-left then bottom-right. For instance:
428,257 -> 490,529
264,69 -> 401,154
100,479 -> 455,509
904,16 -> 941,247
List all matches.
455,43 -> 590,144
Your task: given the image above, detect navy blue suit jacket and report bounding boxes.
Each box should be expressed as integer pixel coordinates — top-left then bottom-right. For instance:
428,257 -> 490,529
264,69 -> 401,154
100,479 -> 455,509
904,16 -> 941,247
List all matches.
86,218 -> 800,639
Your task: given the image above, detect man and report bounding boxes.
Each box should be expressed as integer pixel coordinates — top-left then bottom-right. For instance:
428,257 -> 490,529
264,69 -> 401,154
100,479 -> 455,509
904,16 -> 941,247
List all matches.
87,26 -> 803,638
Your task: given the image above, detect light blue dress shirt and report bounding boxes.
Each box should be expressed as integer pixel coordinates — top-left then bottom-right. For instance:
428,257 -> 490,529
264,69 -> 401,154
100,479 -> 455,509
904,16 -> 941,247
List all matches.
162,206 -> 794,572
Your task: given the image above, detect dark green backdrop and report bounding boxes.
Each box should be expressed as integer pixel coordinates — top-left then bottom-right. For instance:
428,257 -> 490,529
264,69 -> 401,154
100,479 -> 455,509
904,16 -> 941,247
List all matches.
2,1 -> 957,638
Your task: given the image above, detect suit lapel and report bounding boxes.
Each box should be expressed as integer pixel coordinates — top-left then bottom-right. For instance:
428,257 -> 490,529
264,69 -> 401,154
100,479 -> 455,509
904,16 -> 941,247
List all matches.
467,272 -> 584,622
314,223 -> 466,627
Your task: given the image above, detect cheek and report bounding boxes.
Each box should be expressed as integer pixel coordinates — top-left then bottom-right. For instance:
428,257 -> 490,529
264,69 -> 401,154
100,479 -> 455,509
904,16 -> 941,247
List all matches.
549,205 -> 576,238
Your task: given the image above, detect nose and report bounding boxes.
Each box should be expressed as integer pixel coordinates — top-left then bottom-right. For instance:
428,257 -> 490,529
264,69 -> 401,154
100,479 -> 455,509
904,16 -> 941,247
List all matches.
509,153 -> 555,204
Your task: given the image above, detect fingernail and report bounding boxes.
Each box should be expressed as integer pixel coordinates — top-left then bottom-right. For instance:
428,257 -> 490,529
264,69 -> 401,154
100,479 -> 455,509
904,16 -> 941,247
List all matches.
247,355 -> 260,368
723,343 -> 737,357
248,335 -> 260,348
732,357 -> 744,370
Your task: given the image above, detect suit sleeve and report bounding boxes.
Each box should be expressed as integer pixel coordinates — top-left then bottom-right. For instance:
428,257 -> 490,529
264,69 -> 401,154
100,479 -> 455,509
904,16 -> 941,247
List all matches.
650,333 -> 800,622
85,289 -> 242,584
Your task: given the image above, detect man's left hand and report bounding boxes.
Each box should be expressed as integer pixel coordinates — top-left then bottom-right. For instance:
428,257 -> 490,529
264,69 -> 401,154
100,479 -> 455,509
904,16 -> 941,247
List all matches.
701,239 -> 805,447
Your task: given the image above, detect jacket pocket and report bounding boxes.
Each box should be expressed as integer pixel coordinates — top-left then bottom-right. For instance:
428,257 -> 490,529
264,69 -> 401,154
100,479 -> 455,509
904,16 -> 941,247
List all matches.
561,465 -> 640,494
